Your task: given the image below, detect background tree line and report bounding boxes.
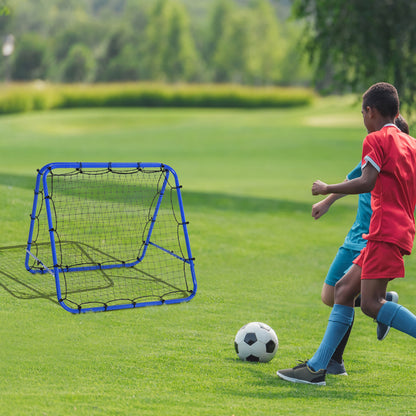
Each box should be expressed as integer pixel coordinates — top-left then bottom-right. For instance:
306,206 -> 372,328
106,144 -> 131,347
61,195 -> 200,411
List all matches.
2,0 -> 415,114
0,0 -> 311,86
293,0 -> 416,114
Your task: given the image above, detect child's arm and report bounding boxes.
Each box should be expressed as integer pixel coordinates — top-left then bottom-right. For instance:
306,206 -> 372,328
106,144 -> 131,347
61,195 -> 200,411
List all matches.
312,164 -> 378,196
312,180 -> 348,220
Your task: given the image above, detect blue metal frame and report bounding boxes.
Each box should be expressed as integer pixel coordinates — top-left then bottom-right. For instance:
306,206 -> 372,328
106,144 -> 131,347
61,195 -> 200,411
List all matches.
25,162 -> 197,313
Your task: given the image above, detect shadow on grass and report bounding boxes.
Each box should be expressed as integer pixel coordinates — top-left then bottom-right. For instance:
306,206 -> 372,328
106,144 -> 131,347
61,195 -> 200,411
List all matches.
182,191 -> 312,214
0,171 -> 312,214
0,239 -> 195,313
0,172 -> 35,190
0,244 -> 58,304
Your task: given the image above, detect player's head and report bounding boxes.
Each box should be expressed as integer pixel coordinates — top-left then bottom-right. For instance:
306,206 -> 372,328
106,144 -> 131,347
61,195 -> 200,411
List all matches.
395,114 -> 409,134
362,82 -> 399,118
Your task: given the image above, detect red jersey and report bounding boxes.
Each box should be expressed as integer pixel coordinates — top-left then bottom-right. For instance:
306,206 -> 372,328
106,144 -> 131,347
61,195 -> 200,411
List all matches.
361,124 -> 416,254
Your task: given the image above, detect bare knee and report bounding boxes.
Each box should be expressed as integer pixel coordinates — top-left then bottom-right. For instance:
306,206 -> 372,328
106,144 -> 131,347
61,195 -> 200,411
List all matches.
333,265 -> 362,306
321,283 -> 335,307
333,280 -> 352,305
321,295 -> 333,307
360,297 -> 382,319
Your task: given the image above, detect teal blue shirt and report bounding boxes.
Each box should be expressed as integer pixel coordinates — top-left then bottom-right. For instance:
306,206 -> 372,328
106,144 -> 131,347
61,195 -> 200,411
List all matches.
343,162 -> 372,251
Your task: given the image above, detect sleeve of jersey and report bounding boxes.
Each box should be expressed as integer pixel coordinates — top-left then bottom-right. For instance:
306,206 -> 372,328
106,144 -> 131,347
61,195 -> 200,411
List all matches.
347,161 -> 362,180
361,134 -> 382,173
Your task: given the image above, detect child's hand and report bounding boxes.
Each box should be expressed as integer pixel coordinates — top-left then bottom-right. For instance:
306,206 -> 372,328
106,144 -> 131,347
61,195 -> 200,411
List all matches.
312,200 -> 330,219
312,180 -> 328,195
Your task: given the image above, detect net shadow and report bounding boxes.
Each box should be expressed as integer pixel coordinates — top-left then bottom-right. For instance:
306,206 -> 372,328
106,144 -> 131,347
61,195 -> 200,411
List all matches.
0,244 -> 119,306
0,245 -> 58,303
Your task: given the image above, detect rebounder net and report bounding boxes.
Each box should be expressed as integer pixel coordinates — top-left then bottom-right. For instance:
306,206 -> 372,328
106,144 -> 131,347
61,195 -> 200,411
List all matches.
25,162 -> 196,313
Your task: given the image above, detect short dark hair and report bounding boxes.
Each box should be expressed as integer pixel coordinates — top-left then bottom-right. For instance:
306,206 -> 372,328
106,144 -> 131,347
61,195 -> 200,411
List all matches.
362,82 -> 399,118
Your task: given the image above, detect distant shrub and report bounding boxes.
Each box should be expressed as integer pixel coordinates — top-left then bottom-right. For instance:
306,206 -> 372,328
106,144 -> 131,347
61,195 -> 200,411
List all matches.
0,82 -> 314,114
0,83 -> 62,114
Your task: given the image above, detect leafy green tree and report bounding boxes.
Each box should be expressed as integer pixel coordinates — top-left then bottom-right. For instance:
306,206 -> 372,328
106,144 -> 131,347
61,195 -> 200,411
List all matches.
278,23 -> 312,86
100,44 -> 141,81
143,0 -> 199,82
123,0 -> 150,33
142,0 -> 171,80
61,43 -> 95,83
292,0 -> 416,112
96,26 -> 135,81
0,0 -> 12,32
205,0 -> 233,64
162,1 -> 199,81
53,22 -> 105,62
245,0 -> 283,85
0,4 -> 10,16
11,34 -> 48,80
115,0 -> 150,81
210,0 -> 289,85
212,9 -> 249,83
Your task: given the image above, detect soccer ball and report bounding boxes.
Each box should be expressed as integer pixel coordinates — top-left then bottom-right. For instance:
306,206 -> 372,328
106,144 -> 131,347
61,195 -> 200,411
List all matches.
234,322 -> 278,363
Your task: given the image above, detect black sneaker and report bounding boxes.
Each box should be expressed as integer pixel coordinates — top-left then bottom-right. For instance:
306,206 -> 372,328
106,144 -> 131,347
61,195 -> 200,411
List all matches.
326,358 -> 348,376
377,291 -> 399,341
277,361 -> 326,386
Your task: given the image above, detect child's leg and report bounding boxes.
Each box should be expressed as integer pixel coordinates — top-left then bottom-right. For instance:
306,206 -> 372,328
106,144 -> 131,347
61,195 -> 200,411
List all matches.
377,301 -> 416,338
308,304 -> 354,371
361,279 -> 416,338
322,248 -> 361,368
322,247 -> 358,307
330,315 -> 354,364
308,265 -> 361,372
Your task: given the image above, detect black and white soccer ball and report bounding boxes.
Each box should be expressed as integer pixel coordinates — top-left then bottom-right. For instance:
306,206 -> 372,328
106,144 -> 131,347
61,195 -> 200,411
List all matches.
234,322 -> 278,363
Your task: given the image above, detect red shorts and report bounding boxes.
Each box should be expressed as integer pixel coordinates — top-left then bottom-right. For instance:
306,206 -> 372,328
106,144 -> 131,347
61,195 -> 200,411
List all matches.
353,240 -> 406,280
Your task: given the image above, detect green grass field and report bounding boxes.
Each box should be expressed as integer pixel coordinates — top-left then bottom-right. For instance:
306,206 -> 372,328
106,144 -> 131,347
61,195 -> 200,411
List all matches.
1,97 -> 415,415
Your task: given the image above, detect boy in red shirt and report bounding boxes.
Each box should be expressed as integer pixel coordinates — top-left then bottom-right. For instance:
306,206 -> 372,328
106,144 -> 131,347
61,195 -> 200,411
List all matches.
277,82 -> 416,386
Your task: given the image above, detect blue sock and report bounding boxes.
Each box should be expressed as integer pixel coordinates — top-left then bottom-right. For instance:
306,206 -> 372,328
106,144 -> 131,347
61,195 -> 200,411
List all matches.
308,304 -> 354,372
377,301 -> 416,338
